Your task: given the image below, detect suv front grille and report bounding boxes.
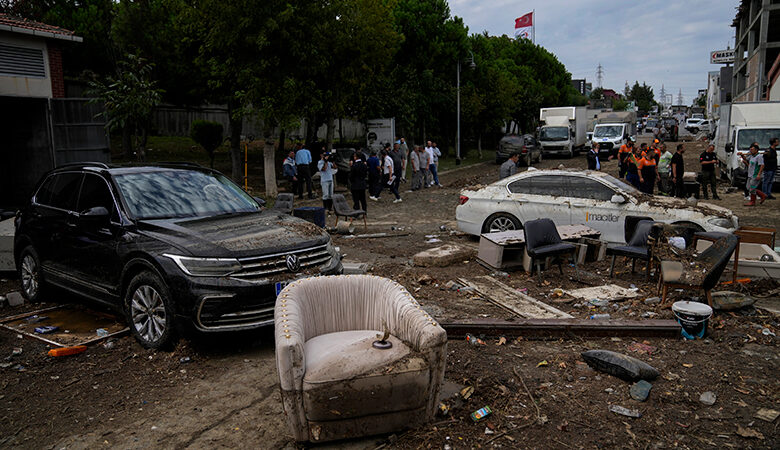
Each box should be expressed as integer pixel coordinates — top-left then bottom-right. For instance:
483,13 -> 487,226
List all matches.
230,244 -> 331,281
197,295 -> 274,329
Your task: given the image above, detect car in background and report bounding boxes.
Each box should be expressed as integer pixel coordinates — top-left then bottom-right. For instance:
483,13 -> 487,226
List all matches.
645,118 -> 660,131
496,134 -> 542,166
14,163 -> 342,349
455,168 -> 738,243
685,118 -> 707,133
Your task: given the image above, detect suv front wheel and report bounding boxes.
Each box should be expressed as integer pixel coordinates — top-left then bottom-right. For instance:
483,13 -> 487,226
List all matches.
18,246 -> 46,302
125,271 -> 177,349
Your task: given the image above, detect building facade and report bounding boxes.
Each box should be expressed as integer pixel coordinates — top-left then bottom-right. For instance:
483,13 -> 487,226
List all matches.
732,0 -> 780,102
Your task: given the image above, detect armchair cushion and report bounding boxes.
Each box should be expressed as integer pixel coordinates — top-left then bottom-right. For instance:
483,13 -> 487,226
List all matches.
302,330 -> 429,421
527,241 -> 576,258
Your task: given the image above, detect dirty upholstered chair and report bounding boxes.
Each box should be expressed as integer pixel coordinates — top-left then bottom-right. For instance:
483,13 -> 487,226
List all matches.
274,275 -> 448,443
659,234 -> 739,307
606,219 -> 655,279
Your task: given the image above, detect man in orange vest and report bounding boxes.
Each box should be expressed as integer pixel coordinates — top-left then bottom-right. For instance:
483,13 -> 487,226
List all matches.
617,139 -> 633,178
638,151 -> 658,194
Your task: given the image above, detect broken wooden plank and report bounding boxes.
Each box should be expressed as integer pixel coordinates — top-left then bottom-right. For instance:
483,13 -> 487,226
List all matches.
457,275 -> 573,319
441,318 -> 682,339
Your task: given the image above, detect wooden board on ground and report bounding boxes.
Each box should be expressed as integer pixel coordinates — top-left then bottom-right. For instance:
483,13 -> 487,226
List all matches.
441,318 -> 682,338
564,284 -> 641,301
457,275 -> 573,319
0,305 -> 129,347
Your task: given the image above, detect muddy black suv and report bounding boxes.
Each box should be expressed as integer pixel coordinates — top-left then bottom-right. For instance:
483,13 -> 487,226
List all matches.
14,163 -> 341,348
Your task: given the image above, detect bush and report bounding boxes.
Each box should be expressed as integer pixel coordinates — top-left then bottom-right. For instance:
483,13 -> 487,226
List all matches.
190,120 -> 224,167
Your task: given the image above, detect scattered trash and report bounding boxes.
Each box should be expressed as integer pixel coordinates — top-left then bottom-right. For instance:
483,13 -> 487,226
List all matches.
640,312 -> 658,319
588,299 -> 609,308
644,297 -> 661,305
470,406 -> 492,422
103,339 -> 116,349
581,350 -> 659,382
537,360 -> 549,367
668,236 -> 686,249
460,386 -> 474,400
96,328 -> 109,337
699,391 -> 716,406
11,347 -> 22,356
735,424 -> 764,439
608,405 -> 641,418
672,301 -> 713,340
627,341 -> 657,355
589,314 -> 611,320
25,315 -> 48,323
34,326 -> 59,334
6,291 -> 24,306
465,334 -> 486,346
426,238 -> 442,244
496,336 -> 506,346
761,328 -> 776,337
484,427 -> 494,435
490,271 -> 509,278
553,288 -> 564,296
710,291 -> 756,311
48,345 -> 87,357
438,402 -> 450,416
565,284 -> 641,300
629,380 -> 652,402
417,274 -> 434,285
754,408 -> 779,423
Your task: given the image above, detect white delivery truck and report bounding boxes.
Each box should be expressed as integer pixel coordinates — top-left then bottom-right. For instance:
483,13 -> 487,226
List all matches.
538,106 -> 587,158
592,111 -> 637,156
713,102 -> 780,187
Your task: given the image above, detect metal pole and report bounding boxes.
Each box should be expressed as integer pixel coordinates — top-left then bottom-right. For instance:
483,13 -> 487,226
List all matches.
456,59 -> 461,165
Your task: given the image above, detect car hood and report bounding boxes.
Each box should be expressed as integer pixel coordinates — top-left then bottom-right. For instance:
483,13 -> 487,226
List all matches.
136,211 -> 329,258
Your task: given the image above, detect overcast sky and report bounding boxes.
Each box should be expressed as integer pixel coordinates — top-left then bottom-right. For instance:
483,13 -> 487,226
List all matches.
449,0 -> 738,105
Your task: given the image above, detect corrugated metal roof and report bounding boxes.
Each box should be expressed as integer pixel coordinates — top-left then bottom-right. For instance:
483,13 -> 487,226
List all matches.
0,13 -> 83,42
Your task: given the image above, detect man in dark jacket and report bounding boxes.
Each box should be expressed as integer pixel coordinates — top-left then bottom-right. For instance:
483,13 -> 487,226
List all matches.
763,137 -> 778,199
587,142 -> 601,170
349,151 -> 368,211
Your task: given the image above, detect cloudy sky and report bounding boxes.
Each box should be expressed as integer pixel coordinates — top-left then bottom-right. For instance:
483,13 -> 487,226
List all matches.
449,0 -> 738,105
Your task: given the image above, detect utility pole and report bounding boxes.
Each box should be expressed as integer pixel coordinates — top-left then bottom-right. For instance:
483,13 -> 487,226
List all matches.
596,63 -> 604,88
677,89 -> 684,106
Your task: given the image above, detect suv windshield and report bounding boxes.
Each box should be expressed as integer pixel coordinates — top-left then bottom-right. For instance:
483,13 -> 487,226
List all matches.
594,126 -> 622,138
539,127 -> 569,141
737,129 -> 779,150
601,173 -> 639,194
114,169 -> 260,219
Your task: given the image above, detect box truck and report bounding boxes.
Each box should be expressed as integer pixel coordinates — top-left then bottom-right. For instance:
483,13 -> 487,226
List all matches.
538,106 -> 587,158
592,111 -> 637,155
713,102 -> 780,187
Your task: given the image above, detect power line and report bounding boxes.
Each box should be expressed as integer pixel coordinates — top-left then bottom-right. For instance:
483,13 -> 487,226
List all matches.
677,89 -> 684,105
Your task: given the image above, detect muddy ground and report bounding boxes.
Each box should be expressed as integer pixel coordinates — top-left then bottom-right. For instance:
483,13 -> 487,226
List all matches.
0,134 -> 778,449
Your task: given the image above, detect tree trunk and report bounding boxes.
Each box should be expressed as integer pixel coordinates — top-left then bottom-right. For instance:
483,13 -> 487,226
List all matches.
227,99 -> 243,183
338,117 -> 343,144
325,114 -> 335,152
478,134 -> 483,158
122,127 -> 133,159
263,137 -> 278,199
305,114 -> 317,145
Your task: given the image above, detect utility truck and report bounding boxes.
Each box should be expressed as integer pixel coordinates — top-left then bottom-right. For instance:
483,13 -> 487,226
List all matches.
713,102 -> 780,187
592,111 -> 636,155
538,106 -> 587,158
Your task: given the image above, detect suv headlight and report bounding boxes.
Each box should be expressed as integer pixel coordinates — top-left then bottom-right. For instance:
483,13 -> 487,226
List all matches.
707,217 -> 733,229
164,254 -> 242,277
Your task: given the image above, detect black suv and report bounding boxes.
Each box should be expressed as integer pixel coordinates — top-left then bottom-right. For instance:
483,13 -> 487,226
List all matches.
14,163 -> 342,348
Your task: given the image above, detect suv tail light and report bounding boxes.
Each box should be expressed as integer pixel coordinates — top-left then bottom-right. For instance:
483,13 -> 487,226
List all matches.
521,146 -> 528,154
459,195 -> 469,205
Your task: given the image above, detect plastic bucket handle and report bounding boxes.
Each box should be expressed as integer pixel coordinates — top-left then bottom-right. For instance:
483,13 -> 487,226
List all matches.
673,311 -> 712,324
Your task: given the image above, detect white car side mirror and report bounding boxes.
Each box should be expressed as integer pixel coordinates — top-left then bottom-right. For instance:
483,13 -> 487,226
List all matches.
611,194 -> 626,204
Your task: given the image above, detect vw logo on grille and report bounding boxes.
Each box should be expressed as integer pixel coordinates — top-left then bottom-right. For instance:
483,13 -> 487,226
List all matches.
285,254 -> 301,272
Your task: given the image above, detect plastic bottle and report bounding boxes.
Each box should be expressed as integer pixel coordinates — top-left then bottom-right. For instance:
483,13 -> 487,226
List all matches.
589,314 -> 611,320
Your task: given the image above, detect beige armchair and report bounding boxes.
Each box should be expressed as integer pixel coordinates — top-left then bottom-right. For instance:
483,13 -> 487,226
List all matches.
275,274 -> 447,443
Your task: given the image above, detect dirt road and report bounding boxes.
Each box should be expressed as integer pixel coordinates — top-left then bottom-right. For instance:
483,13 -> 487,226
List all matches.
0,143 -> 778,449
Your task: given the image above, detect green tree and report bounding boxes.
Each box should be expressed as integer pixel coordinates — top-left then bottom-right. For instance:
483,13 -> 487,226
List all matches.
88,54 -> 163,160
590,87 -> 604,100
190,120 -> 224,168
627,81 -> 656,114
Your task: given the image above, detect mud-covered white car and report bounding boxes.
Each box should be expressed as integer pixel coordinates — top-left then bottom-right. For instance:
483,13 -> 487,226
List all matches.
456,168 -> 738,244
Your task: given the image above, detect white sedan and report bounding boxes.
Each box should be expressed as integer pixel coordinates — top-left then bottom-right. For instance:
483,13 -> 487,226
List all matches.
456,168 -> 738,244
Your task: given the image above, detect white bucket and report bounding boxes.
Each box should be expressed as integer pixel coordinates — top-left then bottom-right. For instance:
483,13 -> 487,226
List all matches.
672,301 -> 713,340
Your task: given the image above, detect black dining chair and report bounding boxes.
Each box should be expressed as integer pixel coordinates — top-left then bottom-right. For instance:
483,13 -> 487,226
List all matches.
524,218 -> 579,283
606,219 -> 655,279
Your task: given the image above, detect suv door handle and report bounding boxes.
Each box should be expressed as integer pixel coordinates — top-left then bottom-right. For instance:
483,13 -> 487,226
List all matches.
570,202 -> 586,208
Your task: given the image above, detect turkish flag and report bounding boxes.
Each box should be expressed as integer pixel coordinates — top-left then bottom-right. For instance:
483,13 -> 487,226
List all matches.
515,12 -> 533,29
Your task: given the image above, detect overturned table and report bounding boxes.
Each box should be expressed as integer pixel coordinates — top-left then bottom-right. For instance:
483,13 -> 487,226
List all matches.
478,224 -> 603,271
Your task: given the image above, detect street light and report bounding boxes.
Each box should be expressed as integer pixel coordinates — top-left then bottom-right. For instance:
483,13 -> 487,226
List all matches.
456,51 -> 476,165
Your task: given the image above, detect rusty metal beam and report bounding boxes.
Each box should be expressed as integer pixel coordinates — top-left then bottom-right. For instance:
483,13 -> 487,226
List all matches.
441,318 -> 681,339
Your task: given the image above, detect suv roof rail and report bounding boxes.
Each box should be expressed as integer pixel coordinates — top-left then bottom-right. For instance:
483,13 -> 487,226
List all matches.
154,161 -> 206,168
55,162 -> 111,170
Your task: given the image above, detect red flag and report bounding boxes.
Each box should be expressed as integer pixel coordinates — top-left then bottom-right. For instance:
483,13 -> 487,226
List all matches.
514,12 -> 533,29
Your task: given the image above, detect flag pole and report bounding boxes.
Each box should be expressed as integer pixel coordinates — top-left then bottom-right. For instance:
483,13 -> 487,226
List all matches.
532,9 -> 536,44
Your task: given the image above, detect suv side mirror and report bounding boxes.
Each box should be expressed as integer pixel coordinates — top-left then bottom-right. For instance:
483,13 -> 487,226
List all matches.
725,143 -> 733,153
253,196 -> 267,207
79,206 -> 110,226
610,194 -> 626,204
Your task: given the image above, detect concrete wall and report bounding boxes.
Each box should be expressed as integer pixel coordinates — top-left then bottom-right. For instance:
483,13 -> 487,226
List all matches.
0,31 -> 52,98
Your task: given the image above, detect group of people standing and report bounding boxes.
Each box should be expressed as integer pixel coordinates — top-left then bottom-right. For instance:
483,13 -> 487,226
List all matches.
741,137 -> 778,206
282,137 -> 443,213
